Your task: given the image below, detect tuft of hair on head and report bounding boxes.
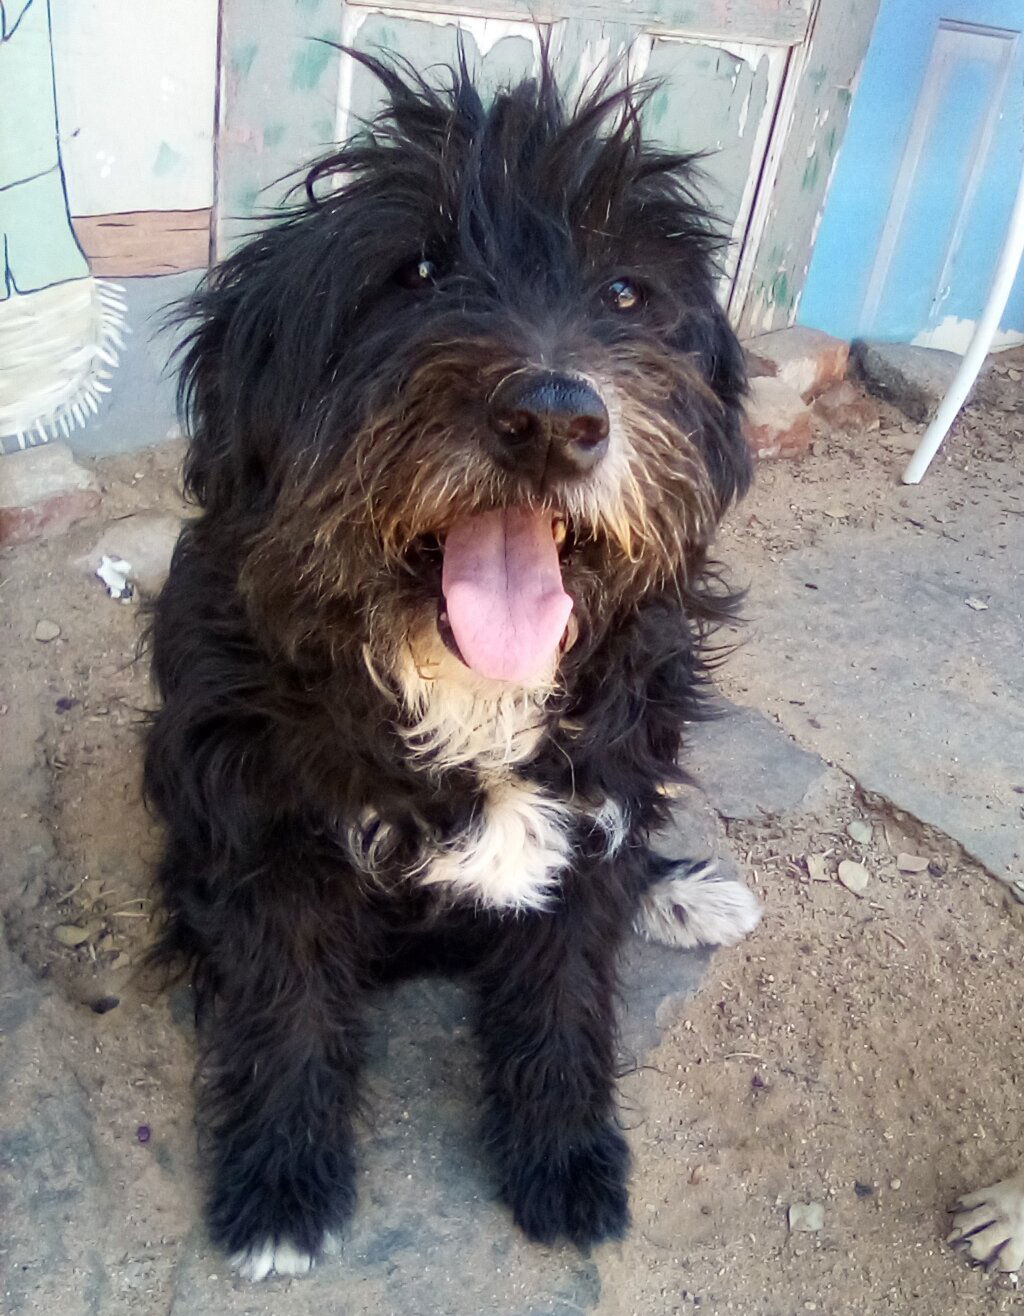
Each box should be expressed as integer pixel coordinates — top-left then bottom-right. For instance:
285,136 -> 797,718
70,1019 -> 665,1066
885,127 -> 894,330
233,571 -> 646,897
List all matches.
299,40 -> 726,255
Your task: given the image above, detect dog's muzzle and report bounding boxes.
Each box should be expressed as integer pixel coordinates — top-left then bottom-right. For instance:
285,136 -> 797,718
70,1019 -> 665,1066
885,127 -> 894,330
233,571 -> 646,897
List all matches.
487,370 -> 609,486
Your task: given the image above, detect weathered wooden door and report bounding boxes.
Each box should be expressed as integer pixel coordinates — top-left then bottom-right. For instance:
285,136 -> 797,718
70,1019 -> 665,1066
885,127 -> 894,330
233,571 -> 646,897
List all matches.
216,0 -> 879,333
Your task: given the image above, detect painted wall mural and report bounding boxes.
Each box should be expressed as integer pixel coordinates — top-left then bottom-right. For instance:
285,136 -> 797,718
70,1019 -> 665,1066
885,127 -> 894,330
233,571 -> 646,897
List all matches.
0,0 -> 125,453
0,0 -> 878,455
0,0 -> 216,458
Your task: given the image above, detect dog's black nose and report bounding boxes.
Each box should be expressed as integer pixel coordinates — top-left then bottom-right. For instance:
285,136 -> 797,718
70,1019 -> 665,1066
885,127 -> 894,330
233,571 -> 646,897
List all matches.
487,371 -> 610,482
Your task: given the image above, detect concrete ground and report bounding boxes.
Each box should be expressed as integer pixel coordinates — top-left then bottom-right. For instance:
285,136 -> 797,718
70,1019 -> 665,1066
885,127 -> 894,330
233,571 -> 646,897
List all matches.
1,363 -> 1022,1314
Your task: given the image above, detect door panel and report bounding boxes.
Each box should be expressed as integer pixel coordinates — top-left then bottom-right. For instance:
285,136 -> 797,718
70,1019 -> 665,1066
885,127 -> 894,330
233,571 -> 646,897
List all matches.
800,0 -> 1024,346
642,36 -> 786,274
215,0 -> 864,331
339,6 -> 787,295
340,9 -> 541,134
344,0 -> 812,45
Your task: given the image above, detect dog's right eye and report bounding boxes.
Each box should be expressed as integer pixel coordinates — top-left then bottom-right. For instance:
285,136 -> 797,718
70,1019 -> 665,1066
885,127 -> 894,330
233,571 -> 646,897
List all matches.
395,258 -> 439,290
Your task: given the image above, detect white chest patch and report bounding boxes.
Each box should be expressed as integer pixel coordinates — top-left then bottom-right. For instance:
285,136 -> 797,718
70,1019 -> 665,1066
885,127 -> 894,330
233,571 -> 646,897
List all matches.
418,775 -> 573,911
395,633 -> 551,772
372,640 -> 625,910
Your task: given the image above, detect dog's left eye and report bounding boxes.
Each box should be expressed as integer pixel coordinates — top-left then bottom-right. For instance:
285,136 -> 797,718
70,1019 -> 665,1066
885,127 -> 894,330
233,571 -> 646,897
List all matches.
604,278 -> 644,313
396,258 -> 440,290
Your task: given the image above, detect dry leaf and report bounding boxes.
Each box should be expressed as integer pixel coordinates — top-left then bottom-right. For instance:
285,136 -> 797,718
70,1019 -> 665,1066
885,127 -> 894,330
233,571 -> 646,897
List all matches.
806,854 -> 829,882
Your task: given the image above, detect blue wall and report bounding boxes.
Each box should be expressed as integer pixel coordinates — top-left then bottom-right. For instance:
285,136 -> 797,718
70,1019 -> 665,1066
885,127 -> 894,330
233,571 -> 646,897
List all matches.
800,0 -> 1024,343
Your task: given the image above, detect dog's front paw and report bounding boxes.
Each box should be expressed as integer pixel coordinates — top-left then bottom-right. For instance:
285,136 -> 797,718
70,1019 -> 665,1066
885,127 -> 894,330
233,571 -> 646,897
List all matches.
504,1121 -> 631,1249
232,1238 -> 317,1282
635,859 -> 761,950
948,1170 -> 1024,1272
208,1140 -> 353,1281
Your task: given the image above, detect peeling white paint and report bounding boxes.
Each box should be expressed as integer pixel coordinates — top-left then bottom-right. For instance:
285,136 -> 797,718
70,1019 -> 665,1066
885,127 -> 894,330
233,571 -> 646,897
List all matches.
334,4 -> 370,146
336,7 -> 549,143
807,148 -> 844,248
912,316 -> 1024,354
717,39 -> 771,70
737,83 -> 752,137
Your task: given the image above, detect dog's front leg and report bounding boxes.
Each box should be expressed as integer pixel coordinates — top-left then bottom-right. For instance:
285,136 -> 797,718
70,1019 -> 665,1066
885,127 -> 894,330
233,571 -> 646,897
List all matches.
192,860 -> 370,1280
473,891 -> 630,1248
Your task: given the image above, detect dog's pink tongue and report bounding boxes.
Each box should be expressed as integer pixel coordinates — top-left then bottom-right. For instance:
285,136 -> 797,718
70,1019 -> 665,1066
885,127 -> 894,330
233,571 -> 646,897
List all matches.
442,507 -> 573,683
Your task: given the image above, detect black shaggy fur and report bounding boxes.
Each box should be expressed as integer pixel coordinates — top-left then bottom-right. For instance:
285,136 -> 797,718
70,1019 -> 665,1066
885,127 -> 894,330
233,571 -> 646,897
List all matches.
145,50 -> 751,1271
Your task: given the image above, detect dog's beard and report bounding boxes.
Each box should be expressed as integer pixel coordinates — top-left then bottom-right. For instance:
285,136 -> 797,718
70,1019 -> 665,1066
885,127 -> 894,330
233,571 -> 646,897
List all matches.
239,336 -> 725,694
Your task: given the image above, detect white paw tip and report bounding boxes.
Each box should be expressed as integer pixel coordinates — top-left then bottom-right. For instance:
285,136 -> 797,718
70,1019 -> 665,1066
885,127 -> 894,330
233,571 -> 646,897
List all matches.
232,1239 -> 316,1282
948,1171 -> 1024,1273
636,862 -> 762,950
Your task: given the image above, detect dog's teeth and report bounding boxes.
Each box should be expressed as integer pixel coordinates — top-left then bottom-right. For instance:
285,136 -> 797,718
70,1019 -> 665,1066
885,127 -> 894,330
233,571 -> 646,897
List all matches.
439,610 -> 449,625
559,614 -> 579,654
553,518 -> 567,549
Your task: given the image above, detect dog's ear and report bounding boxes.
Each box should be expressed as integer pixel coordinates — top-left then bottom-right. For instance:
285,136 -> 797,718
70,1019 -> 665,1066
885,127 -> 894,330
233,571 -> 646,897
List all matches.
171,204 -> 371,518
678,297 -> 753,512
170,238 -> 286,516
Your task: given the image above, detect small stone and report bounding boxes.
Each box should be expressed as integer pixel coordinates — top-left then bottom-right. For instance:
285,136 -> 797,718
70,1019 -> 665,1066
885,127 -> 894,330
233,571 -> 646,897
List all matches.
851,341 -> 959,422
34,619 -> 61,643
137,1124 -> 151,1144
890,1178 -> 902,1190
55,696 -> 79,713
837,860 -> 870,895
965,596 -> 989,611
53,923 -> 91,947
847,820 -> 872,845
742,376 -> 814,460
745,326 -> 849,400
0,443 -> 101,546
812,380 -> 880,434
854,1181 -> 874,1198
788,1202 -> 825,1233
806,853 -> 829,882
896,853 -> 929,873
90,995 -> 120,1015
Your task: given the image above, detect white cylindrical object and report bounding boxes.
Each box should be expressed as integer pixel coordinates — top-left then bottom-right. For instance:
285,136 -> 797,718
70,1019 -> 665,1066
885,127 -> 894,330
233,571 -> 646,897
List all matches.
902,160 -> 1024,484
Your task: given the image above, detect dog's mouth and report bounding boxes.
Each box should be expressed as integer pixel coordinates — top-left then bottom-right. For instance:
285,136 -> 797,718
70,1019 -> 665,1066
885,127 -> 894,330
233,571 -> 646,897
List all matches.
419,508 -> 579,683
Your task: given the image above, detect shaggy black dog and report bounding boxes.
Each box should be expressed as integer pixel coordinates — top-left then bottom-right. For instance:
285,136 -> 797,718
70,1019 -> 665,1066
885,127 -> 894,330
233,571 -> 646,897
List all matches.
145,50 -> 759,1280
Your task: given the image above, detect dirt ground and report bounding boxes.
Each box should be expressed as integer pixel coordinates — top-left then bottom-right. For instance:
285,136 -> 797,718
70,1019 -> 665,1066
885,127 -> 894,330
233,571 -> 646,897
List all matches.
1,361 -> 1022,1314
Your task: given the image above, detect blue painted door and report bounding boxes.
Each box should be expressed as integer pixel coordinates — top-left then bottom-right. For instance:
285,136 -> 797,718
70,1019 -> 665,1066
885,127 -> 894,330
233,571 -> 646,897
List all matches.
800,0 -> 1024,347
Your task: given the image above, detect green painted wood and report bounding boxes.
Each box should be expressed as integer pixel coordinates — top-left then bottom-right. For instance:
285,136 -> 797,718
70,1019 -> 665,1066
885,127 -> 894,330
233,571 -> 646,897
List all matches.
344,0 -> 812,46
341,11 -> 785,291
216,0 -> 344,253
736,0 -> 882,335
343,11 -> 540,133
643,36 -> 779,248
215,0 -> 870,331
